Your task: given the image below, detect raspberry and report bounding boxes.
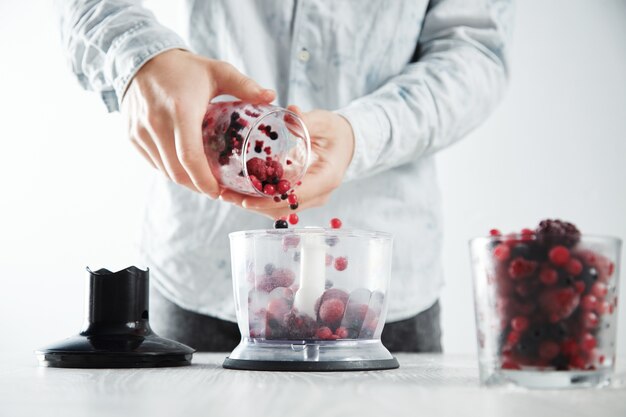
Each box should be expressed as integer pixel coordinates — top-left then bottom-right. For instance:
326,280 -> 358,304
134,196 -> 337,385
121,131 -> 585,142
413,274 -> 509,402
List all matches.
277,180 -> 291,194
565,258 -> 583,276
511,316 -> 529,332
535,219 -> 581,247
330,218 -> 342,229
284,312 -> 317,339
268,160 -> 283,180
274,219 -> 289,229
319,298 -> 345,325
335,327 -> 349,339
334,257 -> 348,271
549,245 -> 570,266
288,213 -> 299,225
315,326 -> 333,340
539,287 -> 580,321
493,244 -> 510,261
287,194 -> 298,205
263,184 -> 276,195
508,257 -> 537,279
246,157 -> 268,181
539,266 -> 558,285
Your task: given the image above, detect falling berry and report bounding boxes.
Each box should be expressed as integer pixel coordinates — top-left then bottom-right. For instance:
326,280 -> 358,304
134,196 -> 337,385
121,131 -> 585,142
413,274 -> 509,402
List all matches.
489,229 -> 501,236
274,219 -> 289,229
288,213 -> 299,225
288,194 -> 298,205
330,218 -> 342,229
290,203 -> 299,210
334,257 -> 348,271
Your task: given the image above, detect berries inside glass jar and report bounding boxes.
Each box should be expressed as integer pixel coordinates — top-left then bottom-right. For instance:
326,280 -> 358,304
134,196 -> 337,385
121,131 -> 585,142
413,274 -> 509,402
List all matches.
485,219 -> 617,371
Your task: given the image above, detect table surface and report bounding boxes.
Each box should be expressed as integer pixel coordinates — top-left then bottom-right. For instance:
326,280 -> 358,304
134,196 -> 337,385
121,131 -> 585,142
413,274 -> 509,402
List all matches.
1,353 -> 625,417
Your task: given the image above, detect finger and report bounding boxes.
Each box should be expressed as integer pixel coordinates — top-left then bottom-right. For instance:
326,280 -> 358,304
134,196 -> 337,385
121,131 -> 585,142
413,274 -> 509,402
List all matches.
135,127 -> 168,175
213,62 -> 275,103
130,140 -> 157,169
173,109 -> 221,198
219,189 -> 245,207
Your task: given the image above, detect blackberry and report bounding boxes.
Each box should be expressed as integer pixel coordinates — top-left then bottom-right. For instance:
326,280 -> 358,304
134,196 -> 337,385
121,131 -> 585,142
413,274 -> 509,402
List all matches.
274,219 -> 289,229
269,132 -> 278,140
535,219 -> 581,247
264,263 -> 275,276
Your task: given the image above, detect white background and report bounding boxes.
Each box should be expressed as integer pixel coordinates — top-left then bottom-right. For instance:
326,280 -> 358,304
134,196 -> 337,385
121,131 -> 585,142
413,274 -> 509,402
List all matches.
0,0 -> 625,357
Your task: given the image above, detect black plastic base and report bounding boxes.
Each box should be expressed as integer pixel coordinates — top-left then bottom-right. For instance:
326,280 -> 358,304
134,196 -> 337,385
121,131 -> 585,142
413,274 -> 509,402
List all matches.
223,357 -> 399,371
37,352 -> 193,368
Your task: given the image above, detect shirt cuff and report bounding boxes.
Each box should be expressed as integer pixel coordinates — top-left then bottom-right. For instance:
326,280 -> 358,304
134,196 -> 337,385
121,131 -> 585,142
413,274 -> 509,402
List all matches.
105,25 -> 188,112
335,99 -> 391,182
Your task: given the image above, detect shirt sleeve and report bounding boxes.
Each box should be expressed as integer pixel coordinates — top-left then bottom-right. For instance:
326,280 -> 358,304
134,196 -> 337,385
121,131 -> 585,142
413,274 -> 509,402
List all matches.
56,0 -> 188,112
337,0 -> 514,181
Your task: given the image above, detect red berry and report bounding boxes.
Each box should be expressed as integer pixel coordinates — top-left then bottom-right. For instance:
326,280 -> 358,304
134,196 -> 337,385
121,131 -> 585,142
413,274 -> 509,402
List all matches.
583,312 -> 599,328
566,258 -> 583,276
273,196 -> 280,202
581,333 -> 597,352
591,282 -> 608,299
595,300 -> 610,315
581,294 -> 597,310
561,339 -> 579,357
287,194 -> 298,205
574,281 -> 586,294
335,327 -> 349,339
263,183 -> 276,195
507,331 -> 520,344
288,213 -> 299,225
493,244 -> 510,261
570,355 -> 587,369
539,341 -> 560,360
539,267 -> 558,286
263,146 -> 272,155
549,245 -> 570,266
286,159 -> 292,165
249,174 -> 263,191
511,316 -> 529,332
315,326 -> 333,340
508,257 -> 537,279
319,299 -> 345,325
334,257 -> 348,271
246,157 -> 268,181
489,229 -> 501,236
539,287 -> 580,320
277,179 -> 291,194
501,360 -> 521,370
330,218 -> 342,229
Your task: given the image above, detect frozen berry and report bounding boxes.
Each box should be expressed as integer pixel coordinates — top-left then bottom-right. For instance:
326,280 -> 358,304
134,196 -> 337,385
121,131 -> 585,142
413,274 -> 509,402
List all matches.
574,281 -> 586,294
334,257 -> 348,271
581,333 -> 597,352
536,219 -> 581,247
549,246 -> 570,266
268,160 -> 283,180
325,254 -> 333,266
269,131 -> 278,140
273,196 -> 280,202
277,180 -> 291,194
539,287 -> 580,321
263,184 -> 276,195
511,316 -> 529,332
315,326 -> 333,340
319,298 -> 345,325
263,146 -> 272,155
538,341 -> 560,360
330,218 -> 342,229
288,213 -> 299,225
591,282 -> 608,298
566,258 -> 583,276
290,203 -> 299,210
583,311 -> 599,328
489,229 -> 501,236
539,267 -> 558,286
274,219 -> 289,229
508,257 -> 537,279
335,327 -> 349,339
264,263 -> 275,275
288,194 -> 298,205
581,294 -> 597,311
280,193 -> 289,200
493,244 -> 510,261
246,157 -> 268,181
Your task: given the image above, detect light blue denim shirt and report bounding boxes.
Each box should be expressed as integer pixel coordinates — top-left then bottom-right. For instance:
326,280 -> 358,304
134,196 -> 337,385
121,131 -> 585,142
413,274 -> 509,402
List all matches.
58,0 -> 513,322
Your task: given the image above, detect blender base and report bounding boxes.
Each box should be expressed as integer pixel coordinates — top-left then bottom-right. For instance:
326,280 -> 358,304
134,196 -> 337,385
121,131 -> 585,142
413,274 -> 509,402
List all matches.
223,357 -> 399,371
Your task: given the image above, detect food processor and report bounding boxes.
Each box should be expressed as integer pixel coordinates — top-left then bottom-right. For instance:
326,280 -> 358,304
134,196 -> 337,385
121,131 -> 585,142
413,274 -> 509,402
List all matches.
223,228 -> 399,371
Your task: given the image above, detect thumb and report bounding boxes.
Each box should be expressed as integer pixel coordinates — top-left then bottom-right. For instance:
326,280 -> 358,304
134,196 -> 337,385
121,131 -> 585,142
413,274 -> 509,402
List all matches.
212,62 -> 275,103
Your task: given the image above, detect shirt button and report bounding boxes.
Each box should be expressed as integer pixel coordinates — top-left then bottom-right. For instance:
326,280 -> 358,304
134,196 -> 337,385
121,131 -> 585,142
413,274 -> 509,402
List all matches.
298,48 -> 310,62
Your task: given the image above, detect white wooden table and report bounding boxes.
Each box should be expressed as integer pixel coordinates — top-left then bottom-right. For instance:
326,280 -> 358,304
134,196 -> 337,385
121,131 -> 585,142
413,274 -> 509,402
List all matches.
1,353 -> 625,417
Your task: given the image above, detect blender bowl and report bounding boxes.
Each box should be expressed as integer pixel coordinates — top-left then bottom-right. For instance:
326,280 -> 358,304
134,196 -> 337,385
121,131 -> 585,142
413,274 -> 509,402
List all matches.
224,228 -> 399,371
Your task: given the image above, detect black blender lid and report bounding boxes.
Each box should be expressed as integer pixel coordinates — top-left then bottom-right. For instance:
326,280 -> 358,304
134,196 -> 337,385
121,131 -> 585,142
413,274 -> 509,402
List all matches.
35,266 -> 194,368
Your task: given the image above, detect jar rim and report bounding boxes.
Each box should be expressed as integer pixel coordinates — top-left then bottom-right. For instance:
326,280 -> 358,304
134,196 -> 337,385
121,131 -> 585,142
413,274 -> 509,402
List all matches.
229,228 -> 393,240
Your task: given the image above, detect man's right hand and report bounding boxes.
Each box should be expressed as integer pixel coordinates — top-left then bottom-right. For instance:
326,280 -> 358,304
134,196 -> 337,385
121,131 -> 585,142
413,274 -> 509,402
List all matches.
121,49 -> 275,198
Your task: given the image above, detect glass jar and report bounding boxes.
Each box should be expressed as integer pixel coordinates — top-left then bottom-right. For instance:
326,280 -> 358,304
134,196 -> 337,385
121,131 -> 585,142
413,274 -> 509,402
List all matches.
202,101 -> 310,196
470,234 -> 621,388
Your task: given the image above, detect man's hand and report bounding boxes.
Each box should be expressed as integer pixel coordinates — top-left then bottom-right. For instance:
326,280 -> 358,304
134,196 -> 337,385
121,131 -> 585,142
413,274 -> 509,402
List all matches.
122,49 -> 275,198
221,106 -> 355,218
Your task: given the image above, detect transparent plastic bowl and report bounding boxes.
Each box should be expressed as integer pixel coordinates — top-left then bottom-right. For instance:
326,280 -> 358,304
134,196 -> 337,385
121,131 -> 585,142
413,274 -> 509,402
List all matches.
202,101 -> 310,196
227,228 -> 397,367
470,234 -> 621,388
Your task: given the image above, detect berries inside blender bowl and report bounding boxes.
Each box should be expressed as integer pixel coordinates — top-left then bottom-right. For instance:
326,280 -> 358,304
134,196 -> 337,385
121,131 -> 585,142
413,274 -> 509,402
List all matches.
487,219 -> 616,371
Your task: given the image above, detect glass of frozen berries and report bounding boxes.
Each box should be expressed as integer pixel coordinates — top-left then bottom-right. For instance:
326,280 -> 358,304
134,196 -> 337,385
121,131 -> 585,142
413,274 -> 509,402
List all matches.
470,220 -> 621,388
202,101 -> 310,197
227,227 -> 397,365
